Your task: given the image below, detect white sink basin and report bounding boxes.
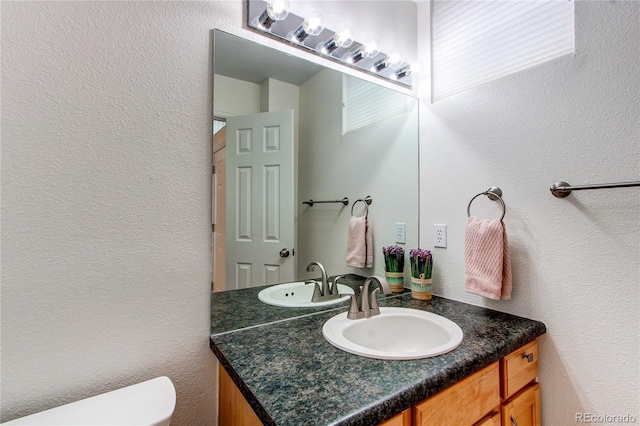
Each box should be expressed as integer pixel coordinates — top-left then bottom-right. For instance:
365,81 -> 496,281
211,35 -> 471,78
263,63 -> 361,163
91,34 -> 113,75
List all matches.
322,307 -> 463,360
258,281 -> 355,308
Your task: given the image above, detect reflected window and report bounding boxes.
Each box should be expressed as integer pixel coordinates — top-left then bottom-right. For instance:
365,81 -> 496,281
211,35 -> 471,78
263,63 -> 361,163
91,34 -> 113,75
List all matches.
342,75 -> 408,135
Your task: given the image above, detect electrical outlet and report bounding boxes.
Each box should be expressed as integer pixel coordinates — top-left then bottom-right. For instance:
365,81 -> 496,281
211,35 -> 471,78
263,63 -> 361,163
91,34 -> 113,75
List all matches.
395,223 -> 406,244
434,224 -> 447,248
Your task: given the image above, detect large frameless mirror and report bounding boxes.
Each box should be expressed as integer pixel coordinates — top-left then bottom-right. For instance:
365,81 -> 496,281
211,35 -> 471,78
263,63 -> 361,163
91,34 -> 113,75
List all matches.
212,30 -> 419,296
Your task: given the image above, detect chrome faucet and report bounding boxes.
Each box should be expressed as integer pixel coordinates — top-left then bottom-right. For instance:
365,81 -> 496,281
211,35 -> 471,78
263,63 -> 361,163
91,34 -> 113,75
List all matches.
305,262 -> 339,302
344,276 -> 392,319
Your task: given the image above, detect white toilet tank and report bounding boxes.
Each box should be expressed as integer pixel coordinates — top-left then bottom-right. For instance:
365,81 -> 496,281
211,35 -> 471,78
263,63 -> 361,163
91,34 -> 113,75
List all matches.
2,376 -> 176,426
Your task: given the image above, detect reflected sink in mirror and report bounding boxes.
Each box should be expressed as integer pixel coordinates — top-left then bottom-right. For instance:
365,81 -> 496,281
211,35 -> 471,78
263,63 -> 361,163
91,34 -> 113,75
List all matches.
258,281 -> 355,308
322,307 -> 463,360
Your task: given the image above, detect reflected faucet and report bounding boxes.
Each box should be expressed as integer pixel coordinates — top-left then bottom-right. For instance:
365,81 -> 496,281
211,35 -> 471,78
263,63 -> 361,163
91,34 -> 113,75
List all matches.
306,262 -> 339,302
344,276 -> 392,319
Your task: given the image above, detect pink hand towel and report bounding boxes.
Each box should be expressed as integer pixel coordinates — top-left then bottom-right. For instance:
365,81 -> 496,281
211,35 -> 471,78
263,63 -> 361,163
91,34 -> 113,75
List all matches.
464,217 -> 512,300
346,215 -> 373,268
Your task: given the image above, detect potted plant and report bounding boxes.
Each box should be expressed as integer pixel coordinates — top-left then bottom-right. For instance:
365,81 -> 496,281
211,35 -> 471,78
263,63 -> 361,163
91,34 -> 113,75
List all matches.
382,245 -> 405,293
410,248 -> 433,300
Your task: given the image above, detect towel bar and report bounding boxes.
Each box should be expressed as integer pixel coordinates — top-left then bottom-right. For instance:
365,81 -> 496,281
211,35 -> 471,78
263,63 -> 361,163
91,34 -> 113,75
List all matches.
467,187 -> 506,221
550,181 -> 640,198
303,197 -> 349,207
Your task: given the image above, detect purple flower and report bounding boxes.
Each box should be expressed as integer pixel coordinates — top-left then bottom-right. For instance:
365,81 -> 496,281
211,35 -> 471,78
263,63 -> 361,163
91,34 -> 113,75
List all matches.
382,245 -> 404,255
409,248 -> 432,259
383,245 -> 405,272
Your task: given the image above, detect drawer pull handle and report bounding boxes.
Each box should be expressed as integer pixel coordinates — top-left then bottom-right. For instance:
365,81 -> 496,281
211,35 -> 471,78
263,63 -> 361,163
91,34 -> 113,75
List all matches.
511,415 -> 518,426
522,352 -> 534,362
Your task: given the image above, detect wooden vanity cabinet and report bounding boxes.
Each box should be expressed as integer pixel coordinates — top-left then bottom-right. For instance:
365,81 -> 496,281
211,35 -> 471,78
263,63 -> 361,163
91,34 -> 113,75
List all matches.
499,340 -> 540,426
218,340 -> 540,426
391,340 -> 540,426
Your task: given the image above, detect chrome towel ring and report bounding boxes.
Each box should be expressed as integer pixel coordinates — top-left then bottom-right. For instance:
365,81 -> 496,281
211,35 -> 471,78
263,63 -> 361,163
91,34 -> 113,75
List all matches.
351,196 -> 373,216
467,187 -> 506,221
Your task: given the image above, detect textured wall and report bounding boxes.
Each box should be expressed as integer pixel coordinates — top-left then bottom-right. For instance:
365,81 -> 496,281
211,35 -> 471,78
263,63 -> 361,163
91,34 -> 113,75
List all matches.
0,2 -> 220,424
0,1 -> 417,424
417,1 -> 639,423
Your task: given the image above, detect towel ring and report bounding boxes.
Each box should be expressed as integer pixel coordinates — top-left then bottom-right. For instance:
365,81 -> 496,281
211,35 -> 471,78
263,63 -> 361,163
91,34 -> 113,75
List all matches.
351,196 -> 373,217
467,187 -> 506,221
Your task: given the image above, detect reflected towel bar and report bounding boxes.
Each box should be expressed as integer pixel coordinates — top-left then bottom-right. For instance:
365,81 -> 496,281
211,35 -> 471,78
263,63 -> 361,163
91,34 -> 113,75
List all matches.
303,197 -> 349,207
550,181 -> 640,198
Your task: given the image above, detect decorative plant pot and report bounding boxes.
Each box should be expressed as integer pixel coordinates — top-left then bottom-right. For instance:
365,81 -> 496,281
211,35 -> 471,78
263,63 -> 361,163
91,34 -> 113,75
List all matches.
410,275 -> 432,300
384,271 -> 405,293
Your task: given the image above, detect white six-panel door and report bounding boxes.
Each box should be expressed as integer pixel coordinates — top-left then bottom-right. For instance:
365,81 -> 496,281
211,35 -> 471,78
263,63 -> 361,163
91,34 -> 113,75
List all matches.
225,110 -> 294,289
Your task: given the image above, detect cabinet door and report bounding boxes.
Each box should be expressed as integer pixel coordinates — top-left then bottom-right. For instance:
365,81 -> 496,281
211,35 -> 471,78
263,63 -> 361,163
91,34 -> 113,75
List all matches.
501,383 -> 540,426
413,362 -> 500,426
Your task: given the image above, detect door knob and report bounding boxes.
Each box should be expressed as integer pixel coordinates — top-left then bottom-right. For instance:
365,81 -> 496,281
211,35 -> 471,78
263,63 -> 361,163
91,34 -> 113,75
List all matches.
279,248 -> 290,258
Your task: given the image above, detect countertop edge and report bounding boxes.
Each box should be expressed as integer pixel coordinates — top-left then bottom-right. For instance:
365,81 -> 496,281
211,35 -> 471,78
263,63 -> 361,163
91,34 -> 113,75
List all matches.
210,338 -> 278,426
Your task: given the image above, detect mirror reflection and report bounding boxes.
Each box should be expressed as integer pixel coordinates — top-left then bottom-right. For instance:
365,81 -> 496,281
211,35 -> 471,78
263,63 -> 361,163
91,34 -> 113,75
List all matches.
213,30 -> 419,293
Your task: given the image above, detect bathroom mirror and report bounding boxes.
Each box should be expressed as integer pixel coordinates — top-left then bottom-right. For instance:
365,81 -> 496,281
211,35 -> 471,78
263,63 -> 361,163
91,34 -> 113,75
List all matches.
212,30 -> 419,294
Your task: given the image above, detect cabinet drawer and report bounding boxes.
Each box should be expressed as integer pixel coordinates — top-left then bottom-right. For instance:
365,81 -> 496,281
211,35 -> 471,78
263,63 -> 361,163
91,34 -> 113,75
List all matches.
500,340 -> 538,400
413,362 -> 500,426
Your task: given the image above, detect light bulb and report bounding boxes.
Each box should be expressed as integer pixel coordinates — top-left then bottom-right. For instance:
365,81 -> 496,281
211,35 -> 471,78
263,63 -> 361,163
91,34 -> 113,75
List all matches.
318,25 -> 354,55
345,37 -> 380,64
334,26 -> 355,49
387,50 -> 403,68
292,11 -> 324,43
362,38 -> 380,58
303,12 -> 324,36
256,1 -> 290,30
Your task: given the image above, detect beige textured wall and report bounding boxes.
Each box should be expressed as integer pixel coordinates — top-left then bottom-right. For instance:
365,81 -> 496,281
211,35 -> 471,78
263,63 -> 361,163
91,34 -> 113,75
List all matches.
417,1 -> 639,423
0,1 -> 417,424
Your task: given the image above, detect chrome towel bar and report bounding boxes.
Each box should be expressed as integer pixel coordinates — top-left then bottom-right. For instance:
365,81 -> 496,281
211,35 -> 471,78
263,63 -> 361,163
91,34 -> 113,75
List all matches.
550,181 -> 640,198
303,197 -> 349,207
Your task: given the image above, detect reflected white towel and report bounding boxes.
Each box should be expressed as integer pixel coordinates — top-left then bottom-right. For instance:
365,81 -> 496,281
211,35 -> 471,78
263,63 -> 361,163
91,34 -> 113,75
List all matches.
464,217 -> 512,300
346,215 -> 373,268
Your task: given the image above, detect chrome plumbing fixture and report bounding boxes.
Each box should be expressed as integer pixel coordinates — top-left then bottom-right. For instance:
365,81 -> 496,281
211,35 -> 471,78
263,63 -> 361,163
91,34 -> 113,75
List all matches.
343,276 -> 392,320
305,262 -> 340,302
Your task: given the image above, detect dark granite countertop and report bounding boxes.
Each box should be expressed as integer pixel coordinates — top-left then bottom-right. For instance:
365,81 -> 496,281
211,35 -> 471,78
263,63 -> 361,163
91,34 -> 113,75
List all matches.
210,290 -> 546,426
211,274 -> 409,335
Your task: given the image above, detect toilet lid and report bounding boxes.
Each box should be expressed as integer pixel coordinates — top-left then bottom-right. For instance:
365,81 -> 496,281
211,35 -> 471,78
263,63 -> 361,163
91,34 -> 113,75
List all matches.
2,376 -> 176,425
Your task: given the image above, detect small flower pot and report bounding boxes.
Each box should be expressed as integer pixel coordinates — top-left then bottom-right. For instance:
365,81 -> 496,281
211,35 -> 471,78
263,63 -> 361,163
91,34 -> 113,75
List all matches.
411,276 -> 432,300
384,271 -> 405,293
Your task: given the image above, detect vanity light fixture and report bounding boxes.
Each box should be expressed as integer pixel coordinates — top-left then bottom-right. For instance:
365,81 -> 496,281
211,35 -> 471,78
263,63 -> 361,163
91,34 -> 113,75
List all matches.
372,50 -> 403,72
345,38 -> 380,64
393,62 -> 421,80
317,25 -> 354,55
290,11 -> 324,43
246,0 -> 413,88
254,0 -> 290,30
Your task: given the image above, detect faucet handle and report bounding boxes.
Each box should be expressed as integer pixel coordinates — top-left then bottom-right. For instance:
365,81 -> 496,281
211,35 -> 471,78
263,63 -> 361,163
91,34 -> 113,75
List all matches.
330,275 -> 346,296
342,293 -> 364,320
